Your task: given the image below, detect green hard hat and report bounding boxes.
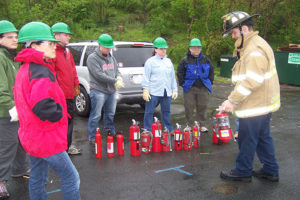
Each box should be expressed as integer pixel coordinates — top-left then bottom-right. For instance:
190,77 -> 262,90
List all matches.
0,20 -> 18,34
189,38 -> 202,47
18,22 -> 59,43
97,34 -> 114,48
51,22 -> 72,34
153,37 -> 168,48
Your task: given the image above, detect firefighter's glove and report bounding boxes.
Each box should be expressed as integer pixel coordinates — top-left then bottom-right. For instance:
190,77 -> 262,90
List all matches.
142,88 -> 151,102
74,85 -> 80,97
172,91 -> 178,100
9,106 -> 18,122
115,76 -> 125,90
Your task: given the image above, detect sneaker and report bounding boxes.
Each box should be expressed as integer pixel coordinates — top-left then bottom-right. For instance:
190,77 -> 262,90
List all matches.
0,181 -> 9,199
200,126 -> 208,132
252,169 -> 279,182
11,169 -> 30,178
68,145 -> 81,155
220,169 -> 252,182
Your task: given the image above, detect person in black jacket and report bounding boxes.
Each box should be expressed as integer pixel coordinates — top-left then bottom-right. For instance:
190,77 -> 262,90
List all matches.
177,38 -> 214,132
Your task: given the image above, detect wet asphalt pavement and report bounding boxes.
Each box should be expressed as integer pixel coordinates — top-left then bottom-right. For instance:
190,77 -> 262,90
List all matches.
7,82 -> 300,200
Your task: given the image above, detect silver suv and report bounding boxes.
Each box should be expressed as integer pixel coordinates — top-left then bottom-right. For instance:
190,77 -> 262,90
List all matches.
68,41 -> 154,117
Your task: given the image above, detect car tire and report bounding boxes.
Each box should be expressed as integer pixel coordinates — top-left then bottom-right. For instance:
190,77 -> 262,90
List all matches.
75,86 -> 91,117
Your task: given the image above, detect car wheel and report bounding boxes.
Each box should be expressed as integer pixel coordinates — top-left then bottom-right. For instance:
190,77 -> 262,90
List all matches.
75,86 -> 90,117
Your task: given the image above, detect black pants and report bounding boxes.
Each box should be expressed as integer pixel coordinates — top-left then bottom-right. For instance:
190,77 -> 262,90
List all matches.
66,99 -> 74,150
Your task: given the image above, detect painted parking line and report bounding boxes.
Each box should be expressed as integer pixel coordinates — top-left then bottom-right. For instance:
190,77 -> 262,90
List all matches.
155,165 -> 193,176
47,189 -> 61,194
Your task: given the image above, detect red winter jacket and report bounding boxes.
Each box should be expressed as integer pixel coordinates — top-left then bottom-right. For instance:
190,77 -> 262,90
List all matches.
13,48 -> 68,158
51,44 -> 79,99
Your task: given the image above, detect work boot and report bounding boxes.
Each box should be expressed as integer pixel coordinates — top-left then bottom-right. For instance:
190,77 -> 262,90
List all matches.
68,145 -> 81,155
200,126 -> 208,133
0,181 -> 9,200
252,169 -> 279,182
220,169 -> 252,182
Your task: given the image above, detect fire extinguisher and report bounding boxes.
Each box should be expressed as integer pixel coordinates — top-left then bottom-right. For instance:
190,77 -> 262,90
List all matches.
193,121 -> 201,148
151,117 -> 162,153
174,123 -> 183,151
141,129 -> 153,154
129,119 -> 141,156
106,130 -> 114,158
212,106 -> 233,144
116,131 -> 124,156
161,127 -> 172,152
95,128 -> 102,158
183,125 -> 193,151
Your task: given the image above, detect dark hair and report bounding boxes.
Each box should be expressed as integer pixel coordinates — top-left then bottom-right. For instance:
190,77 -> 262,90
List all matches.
0,33 -> 3,38
152,48 -> 157,56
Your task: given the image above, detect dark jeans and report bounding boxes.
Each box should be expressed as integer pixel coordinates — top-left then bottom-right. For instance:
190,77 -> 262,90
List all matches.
0,118 -> 29,182
144,90 -> 173,132
66,99 -> 74,150
183,86 -> 209,126
235,113 -> 279,176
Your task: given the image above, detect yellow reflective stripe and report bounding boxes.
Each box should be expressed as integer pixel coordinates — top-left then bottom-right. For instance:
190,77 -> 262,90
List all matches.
235,100 -> 280,118
232,74 -> 246,82
246,70 -> 264,83
237,85 -> 251,96
265,67 -> 277,80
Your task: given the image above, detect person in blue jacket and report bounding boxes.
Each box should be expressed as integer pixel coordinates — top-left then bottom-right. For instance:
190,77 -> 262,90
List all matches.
177,38 -> 214,132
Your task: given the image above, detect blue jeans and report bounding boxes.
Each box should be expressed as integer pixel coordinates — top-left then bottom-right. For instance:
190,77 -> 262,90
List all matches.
144,90 -> 173,132
88,89 -> 117,141
235,113 -> 279,176
29,151 -> 81,200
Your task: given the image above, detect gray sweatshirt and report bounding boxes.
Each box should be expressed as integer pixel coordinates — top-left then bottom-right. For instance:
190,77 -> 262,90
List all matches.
87,47 -> 121,94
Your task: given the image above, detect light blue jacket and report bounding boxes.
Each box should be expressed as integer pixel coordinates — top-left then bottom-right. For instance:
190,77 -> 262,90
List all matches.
142,54 -> 177,96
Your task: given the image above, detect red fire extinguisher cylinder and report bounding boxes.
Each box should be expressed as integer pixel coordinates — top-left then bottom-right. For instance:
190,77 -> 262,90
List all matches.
95,128 -> 102,158
117,133 -> 124,156
107,134 -> 114,158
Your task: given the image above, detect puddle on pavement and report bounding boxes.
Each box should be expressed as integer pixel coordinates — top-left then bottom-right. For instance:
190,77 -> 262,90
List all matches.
211,183 -> 238,195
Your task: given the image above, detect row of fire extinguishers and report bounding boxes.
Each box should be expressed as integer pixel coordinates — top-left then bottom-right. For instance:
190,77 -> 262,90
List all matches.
95,107 -> 234,158
129,117 -> 203,155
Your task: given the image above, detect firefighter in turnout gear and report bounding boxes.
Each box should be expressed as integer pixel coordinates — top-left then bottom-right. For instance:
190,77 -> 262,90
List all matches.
220,11 -> 280,182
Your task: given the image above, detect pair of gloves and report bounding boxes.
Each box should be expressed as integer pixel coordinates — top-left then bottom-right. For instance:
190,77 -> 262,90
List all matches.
142,89 -> 178,102
115,76 -> 125,90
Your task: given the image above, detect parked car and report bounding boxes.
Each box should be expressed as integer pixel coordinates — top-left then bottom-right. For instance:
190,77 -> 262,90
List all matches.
67,41 -> 154,117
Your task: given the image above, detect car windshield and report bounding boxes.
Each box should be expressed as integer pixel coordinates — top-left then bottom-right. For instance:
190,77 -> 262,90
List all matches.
113,45 -> 153,67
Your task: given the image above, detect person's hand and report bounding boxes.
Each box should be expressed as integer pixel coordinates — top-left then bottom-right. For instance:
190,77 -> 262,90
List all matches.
9,106 -> 18,122
221,100 -> 235,112
74,85 -> 80,96
142,88 -> 151,102
172,91 -> 178,100
115,76 -> 125,90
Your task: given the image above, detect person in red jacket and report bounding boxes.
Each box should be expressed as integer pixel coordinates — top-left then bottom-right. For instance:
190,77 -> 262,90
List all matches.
14,22 -> 81,199
51,22 -> 81,155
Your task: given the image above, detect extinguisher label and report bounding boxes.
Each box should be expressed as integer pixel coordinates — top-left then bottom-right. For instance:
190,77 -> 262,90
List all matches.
175,134 -> 180,141
107,143 -> 114,153
142,147 -> 147,152
194,131 -> 198,137
155,130 -> 161,137
221,130 -> 229,137
95,144 -> 98,154
134,132 -> 138,140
